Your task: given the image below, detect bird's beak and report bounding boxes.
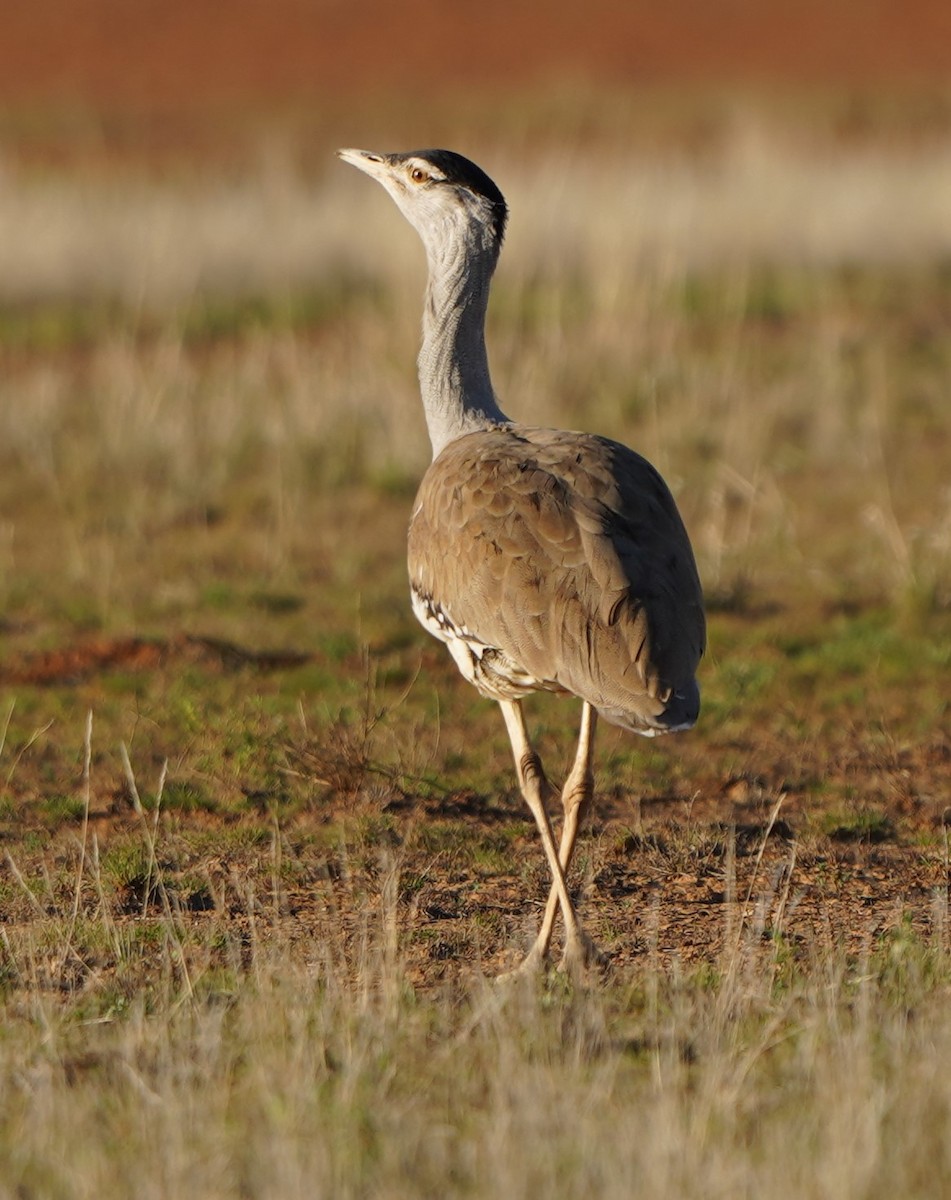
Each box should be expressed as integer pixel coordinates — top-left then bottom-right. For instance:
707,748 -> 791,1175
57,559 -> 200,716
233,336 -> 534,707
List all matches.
337,148 -> 389,180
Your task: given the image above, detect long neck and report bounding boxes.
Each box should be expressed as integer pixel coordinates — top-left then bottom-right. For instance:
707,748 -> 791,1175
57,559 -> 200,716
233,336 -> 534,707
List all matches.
417,229 -> 509,459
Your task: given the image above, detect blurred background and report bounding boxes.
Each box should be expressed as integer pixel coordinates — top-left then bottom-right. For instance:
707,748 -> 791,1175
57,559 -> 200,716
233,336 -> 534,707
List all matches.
6,0 -> 951,119
1,0 -> 950,654
4,0 -> 951,302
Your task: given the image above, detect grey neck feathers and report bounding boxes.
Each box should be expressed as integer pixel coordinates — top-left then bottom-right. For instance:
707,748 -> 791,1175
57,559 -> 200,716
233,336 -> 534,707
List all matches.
417,225 -> 509,459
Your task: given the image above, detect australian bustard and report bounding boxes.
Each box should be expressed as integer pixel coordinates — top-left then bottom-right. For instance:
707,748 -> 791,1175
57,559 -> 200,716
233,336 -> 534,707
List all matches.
338,148 -> 705,974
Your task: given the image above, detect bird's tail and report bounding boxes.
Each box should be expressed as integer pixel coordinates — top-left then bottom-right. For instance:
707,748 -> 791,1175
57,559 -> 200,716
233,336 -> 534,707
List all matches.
599,678 -> 700,738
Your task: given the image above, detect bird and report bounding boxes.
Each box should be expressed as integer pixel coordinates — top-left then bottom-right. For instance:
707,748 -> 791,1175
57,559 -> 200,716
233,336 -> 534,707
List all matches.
338,147 -> 705,975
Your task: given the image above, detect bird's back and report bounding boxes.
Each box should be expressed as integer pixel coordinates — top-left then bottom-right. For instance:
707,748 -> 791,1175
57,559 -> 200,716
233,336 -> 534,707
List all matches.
408,424 -> 705,735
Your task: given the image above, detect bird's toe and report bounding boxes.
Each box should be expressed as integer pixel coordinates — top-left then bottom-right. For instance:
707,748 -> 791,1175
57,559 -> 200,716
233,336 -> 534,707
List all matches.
493,944 -> 549,985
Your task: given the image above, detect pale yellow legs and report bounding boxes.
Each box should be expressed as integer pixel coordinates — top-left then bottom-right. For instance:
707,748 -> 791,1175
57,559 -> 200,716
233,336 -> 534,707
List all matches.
498,698 -> 602,974
532,702 -> 599,968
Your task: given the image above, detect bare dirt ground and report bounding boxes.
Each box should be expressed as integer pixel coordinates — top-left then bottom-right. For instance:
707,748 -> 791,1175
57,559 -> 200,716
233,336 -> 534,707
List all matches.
2,631 -> 948,990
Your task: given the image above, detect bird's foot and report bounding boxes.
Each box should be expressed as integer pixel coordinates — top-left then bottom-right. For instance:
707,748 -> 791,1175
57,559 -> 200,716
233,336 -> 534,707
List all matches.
493,932 -> 608,986
492,945 -> 548,985
559,930 -> 610,980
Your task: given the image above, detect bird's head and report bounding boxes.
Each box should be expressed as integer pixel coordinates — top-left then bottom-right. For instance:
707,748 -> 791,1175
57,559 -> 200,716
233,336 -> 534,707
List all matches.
337,148 -> 508,265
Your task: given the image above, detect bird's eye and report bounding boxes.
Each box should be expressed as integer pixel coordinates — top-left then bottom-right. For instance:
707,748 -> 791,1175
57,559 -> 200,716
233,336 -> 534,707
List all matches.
410,166 -> 430,184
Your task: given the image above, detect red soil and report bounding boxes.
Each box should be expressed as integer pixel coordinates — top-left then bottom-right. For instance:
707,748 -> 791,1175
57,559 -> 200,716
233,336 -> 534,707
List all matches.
3,0 -> 951,115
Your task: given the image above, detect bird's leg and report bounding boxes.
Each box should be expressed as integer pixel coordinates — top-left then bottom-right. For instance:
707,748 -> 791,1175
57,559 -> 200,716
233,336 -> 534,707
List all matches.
530,703 -> 605,971
497,698 -> 589,973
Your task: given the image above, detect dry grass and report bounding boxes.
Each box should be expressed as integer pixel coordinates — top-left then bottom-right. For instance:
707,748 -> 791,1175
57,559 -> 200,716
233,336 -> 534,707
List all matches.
2,97 -> 951,1197
2,112 -> 950,621
5,111 -> 951,306
2,815 -> 951,1199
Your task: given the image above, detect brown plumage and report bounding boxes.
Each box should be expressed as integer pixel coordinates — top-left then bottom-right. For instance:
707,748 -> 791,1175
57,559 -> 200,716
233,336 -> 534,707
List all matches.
338,147 -> 704,975
409,425 -> 703,732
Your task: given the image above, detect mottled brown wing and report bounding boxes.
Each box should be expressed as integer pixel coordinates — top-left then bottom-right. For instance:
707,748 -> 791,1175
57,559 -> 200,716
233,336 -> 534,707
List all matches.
407,424 -> 705,731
